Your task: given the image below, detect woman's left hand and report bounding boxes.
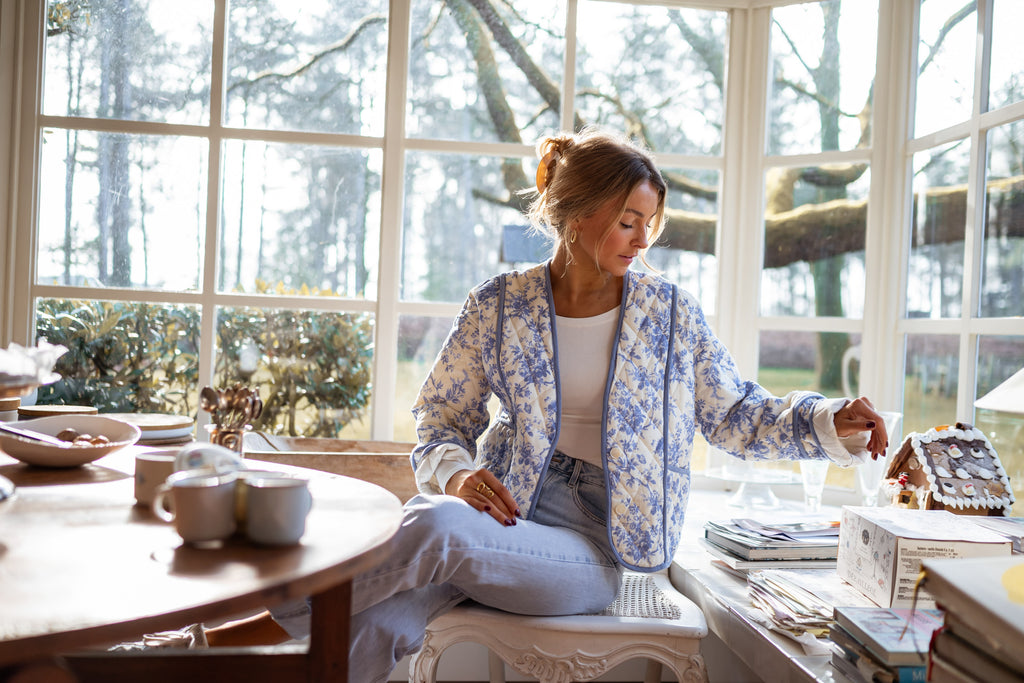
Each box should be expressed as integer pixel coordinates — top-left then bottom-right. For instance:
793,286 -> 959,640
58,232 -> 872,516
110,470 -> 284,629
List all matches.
834,396 -> 888,459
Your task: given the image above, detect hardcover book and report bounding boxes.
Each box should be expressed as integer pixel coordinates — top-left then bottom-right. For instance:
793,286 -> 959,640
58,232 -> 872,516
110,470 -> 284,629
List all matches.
830,624 -> 929,682
700,538 -> 838,570
921,556 -> 1024,674
830,646 -> 927,683
831,606 -> 944,667
931,628 -> 1024,683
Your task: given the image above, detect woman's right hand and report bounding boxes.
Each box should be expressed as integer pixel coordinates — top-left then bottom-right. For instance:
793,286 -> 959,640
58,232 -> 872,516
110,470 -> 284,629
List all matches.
445,468 -> 521,526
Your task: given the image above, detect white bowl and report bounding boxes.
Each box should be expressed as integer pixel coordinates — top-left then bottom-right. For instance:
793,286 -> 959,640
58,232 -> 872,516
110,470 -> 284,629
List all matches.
0,415 -> 141,467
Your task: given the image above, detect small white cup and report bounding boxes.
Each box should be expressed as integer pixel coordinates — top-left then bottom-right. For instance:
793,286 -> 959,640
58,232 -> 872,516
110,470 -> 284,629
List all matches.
242,474 -> 313,546
134,449 -> 178,507
153,470 -> 239,546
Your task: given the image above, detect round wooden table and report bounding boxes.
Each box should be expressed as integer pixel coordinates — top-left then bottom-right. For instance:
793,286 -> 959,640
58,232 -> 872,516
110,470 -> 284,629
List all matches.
0,445 -> 403,682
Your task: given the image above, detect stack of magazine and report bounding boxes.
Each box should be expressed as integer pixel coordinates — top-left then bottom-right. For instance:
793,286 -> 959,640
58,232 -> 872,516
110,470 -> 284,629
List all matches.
747,568 -> 874,638
702,518 -> 840,570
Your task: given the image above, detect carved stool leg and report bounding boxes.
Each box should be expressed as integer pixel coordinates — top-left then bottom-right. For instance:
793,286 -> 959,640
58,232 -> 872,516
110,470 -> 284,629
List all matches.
643,659 -> 662,683
486,651 -> 506,683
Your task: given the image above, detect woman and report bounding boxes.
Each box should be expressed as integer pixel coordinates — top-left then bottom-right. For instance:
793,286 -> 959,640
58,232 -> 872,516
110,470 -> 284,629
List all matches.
176,126 -> 888,680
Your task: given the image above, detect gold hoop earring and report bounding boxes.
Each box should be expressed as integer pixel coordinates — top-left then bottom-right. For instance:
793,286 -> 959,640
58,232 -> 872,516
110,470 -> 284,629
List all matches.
568,229 -> 578,244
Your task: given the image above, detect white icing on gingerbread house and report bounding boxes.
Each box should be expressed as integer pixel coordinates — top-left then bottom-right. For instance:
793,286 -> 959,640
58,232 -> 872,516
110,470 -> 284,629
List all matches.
884,422 -> 1015,515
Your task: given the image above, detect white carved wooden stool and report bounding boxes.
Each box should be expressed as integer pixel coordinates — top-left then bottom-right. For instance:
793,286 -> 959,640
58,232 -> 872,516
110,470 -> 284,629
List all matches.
409,570 -> 709,683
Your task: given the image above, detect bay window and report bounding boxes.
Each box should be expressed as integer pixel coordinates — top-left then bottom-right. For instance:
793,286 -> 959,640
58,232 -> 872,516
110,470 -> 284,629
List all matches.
1,0 -> 1020,511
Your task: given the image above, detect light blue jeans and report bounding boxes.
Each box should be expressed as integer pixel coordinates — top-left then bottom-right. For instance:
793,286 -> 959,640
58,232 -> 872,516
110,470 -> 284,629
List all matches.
271,452 -> 623,682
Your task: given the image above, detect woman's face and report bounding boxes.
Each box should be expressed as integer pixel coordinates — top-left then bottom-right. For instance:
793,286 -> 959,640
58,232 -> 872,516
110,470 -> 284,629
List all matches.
572,180 -> 659,277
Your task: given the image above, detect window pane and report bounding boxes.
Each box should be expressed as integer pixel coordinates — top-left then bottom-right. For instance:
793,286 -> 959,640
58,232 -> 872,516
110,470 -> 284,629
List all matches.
915,1 -> 976,138
220,141 -> 381,297
980,122 -> 1024,317
225,0 -> 388,136
649,167 -> 719,314
767,0 -> 876,155
402,151 -> 529,303
988,0 -> 1024,111
405,0 -> 563,143
395,314 -> 457,442
34,299 -> 200,416
37,130 -> 206,290
761,165 -> 869,318
908,140 -> 969,319
216,306 -> 374,439
974,335 -> 1024,516
44,0 -> 212,124
759,330 -> 860,398
758,331 -> 861,489
904,333 -> 959,436
576,3 -> 726,156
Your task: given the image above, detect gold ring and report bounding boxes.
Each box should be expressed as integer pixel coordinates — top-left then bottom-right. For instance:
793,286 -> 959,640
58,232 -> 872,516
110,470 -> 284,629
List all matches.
475,481 -> 495,498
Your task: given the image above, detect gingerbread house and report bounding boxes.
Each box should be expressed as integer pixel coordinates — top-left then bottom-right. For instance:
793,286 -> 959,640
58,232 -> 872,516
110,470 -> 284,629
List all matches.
883,422 -> 1015,516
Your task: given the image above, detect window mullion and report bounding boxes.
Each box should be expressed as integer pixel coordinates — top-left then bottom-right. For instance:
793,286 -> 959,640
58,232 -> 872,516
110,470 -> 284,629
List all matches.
717,6 -> 770,375
370,0 -> 413,440
562,0 -> 578,133
860,0 -> 915,412
957,0 -> 994,420
194,0 -> 229,438
10,0 -> 46,347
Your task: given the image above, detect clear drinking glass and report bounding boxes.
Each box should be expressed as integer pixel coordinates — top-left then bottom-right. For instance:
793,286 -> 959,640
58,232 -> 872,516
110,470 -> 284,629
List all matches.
856,411 -> 903,506
799,460 -> 830,513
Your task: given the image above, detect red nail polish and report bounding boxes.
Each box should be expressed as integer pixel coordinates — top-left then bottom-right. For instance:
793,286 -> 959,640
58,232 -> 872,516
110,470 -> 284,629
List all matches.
484,505 -> 491,512
504,518 -> 513,526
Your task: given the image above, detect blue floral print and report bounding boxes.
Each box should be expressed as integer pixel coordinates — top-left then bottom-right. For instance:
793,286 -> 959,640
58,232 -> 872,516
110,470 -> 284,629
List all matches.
413,263 -> 827,571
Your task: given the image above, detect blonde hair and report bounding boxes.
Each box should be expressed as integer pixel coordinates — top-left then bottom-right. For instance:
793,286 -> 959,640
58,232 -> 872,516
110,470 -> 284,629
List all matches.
526,126 -> 667,262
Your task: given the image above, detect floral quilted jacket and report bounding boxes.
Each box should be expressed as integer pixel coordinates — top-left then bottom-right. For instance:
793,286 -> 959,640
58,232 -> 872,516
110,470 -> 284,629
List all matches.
412,263 -> 828,571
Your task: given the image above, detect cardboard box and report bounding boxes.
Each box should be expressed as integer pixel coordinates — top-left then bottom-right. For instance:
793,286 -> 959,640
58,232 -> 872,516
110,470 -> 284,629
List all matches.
836,507 -> 1011,609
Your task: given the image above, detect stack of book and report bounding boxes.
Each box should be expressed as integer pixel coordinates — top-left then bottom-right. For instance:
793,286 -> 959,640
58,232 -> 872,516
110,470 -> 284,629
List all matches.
922,556 -> 1024,683
829,606 -> 944,683
703,518 -> 840,570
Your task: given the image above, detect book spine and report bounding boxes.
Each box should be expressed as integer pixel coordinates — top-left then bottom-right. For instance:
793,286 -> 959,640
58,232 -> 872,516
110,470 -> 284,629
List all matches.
830,651 -> 871,683
893,666 -> 928,682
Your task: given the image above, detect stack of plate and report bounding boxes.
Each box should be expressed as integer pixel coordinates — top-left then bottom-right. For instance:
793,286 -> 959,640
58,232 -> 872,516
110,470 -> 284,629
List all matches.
18,404 -> 97,419
103,413 -> 195,446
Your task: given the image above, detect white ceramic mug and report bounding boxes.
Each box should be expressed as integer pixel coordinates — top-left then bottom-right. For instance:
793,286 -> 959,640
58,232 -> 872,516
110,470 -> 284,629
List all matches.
134,448 -> 178,507
153,470 -> 239,546
243,474 -> 313,546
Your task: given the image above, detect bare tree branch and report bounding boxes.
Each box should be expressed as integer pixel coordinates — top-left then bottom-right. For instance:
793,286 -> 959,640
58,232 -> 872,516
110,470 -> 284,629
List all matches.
667,10 -> 725,94
918,2 -> 975,74
228,14 -> 386,92
659,176 -> 1024,268
460,0 -> 572,128
445,0 -> 531,197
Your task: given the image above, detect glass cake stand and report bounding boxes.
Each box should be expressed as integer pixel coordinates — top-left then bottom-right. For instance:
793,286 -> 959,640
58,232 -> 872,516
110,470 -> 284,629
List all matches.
705,448 -> 801,510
